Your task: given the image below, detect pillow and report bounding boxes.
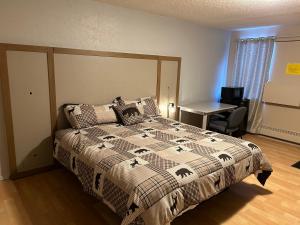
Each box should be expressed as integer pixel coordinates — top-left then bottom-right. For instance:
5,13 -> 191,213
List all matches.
112,96 -> 125,106
113,103 -> 144,126
113,96 -> 160,117
124,100 -> 145,115
94,104 -> 118,124
138,97 -> 160,117
113,96 -> 145,115
64,103 -> 117,129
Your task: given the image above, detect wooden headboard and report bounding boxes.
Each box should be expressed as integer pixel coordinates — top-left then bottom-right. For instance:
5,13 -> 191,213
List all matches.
0,43 -> 181,175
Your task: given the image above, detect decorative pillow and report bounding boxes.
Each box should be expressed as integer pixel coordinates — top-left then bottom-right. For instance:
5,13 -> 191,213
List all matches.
124,100 -> 145,115
94,104 -> 118,124
64,103 -> 117,129
138,97 -> 160,117
113,103 -> 144,126
112,96 -> 125,106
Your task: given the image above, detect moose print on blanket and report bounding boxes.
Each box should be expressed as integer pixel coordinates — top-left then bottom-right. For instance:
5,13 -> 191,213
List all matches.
125,157 -> 149,169
168,145 -> 191,154
127,203 -> 139,216
214,175 -> 221,189
170,194 -> 178,215
176,146 -> 185,153
245,160 -> 251,173
141,134 -> 149,138
95,173 -> 101,190
70,153 -> 78,175
130,159 -> 140,168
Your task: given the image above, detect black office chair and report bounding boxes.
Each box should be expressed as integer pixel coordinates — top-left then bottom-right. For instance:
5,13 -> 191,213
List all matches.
208,107 -> 247,137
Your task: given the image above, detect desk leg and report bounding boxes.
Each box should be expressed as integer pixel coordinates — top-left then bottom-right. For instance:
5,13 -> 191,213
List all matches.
202,115 -> 208,129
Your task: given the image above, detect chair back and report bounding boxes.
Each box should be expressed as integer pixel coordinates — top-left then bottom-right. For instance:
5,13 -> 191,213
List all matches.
227,107 -> 247,129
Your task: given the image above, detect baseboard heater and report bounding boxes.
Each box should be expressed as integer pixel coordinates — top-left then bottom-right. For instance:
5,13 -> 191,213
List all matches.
260,125 -> 300,144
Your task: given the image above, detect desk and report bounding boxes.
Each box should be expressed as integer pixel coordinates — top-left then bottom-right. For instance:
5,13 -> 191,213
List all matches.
179,102 -> 237,129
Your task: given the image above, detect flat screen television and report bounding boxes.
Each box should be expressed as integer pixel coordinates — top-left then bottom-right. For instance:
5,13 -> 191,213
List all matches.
221,87 -> 244,100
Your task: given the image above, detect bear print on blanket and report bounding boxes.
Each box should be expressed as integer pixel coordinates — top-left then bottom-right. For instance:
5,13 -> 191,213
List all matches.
175,168 -> 193,178
113,103 -> 144,126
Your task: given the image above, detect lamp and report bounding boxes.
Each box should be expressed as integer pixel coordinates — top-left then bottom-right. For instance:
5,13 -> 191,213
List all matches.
169,103 -> 175,112
167,86 -> 176,118
167,102 -> 175,118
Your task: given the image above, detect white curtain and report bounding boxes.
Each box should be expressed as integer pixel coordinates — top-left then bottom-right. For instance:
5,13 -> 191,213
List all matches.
231,37 -> 275,133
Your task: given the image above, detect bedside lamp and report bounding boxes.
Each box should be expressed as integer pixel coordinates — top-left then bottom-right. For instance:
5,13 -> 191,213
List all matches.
167,102 -> 175,118
167,86 -> 176,118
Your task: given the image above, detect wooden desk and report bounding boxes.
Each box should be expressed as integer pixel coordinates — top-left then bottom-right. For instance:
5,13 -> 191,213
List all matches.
179,102 -> 237,129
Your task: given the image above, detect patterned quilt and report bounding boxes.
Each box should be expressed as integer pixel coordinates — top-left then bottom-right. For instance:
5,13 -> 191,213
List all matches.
54,116 -> 272,225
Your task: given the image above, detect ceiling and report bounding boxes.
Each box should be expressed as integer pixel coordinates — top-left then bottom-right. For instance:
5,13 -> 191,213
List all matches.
97,0 -> 300,30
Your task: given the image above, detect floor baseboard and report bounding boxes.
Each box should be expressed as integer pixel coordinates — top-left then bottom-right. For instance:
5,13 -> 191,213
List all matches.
252,133 -> 300,146
10,163 -> 61,180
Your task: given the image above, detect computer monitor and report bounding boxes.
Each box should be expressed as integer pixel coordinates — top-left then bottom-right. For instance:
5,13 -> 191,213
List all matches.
221,87 -> 244,100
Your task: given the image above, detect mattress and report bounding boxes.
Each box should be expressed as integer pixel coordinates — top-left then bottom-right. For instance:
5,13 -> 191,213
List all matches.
54,116 -> 272,225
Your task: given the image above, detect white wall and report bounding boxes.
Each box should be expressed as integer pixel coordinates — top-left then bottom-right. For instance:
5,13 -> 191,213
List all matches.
227,25 -> 300,143
0,0 -> 230,178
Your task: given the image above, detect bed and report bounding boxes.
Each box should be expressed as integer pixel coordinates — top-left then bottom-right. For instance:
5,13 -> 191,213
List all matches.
54,115 -> 272,225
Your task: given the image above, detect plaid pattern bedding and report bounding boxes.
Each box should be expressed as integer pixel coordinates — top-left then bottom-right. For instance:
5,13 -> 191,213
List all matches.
54,116 -> 272,225
64,103 -> 118,129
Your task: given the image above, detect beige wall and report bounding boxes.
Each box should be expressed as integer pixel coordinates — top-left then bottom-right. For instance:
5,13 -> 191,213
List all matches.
227,25 -> 300,143
7,51 -> 53,173
0,0 -> 230,178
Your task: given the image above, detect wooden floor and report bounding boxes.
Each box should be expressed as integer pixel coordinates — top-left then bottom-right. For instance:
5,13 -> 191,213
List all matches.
0,134 -> 299,225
